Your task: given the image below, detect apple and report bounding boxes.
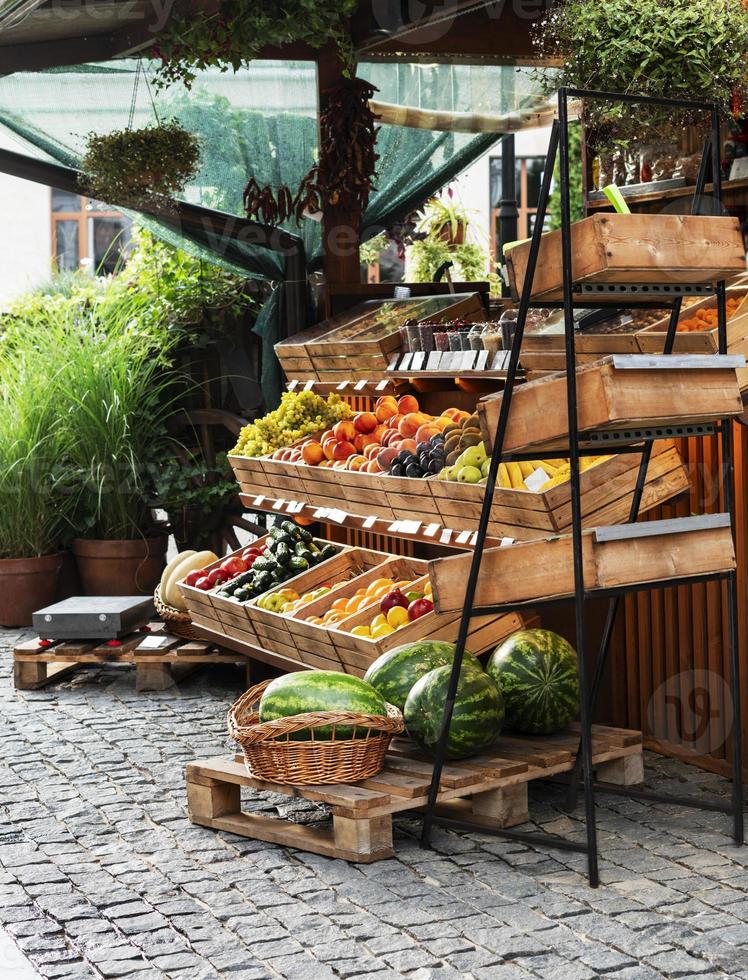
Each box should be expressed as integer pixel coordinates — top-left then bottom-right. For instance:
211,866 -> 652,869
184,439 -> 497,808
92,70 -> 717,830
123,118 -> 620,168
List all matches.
195,576 -> 212,592
380,589 -> 409,614
184,569 -> 205,587
408,597 -> 434,620
207,568 -> 228,587
220,555 -> 249,578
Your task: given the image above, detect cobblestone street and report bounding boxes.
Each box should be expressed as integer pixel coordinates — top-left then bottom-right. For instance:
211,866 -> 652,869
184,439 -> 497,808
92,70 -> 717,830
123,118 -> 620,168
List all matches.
2,628 -> 748,980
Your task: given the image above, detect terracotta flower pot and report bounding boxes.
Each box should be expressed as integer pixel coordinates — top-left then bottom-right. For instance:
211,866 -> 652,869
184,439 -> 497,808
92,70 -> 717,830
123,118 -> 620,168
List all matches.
72,537 -> 168,596
0,552 -> 64,627
437,221 -> 466,246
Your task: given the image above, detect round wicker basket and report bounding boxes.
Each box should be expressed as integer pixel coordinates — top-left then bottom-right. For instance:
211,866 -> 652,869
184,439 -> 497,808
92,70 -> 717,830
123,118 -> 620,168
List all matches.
227,679 -> 404,785
154,585 -> 198,641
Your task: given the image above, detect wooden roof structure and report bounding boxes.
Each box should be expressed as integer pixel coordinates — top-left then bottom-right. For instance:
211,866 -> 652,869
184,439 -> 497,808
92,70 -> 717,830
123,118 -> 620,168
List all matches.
0,0 -> 543,74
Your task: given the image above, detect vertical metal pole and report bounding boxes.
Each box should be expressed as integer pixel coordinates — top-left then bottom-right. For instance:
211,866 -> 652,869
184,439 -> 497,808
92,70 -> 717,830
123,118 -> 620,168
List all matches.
565,137 -> 715,812
420,121 -> 561,849
558,89 -> 599,887
499,134 -> 519,298
711,106 -> 744,845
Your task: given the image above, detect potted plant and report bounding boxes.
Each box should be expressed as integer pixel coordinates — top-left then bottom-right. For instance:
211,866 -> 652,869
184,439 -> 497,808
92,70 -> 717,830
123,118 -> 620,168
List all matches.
80,119 -> 201,207
536,0 -> 748,149
0,345 -> 68,626
415,196 -> 473,246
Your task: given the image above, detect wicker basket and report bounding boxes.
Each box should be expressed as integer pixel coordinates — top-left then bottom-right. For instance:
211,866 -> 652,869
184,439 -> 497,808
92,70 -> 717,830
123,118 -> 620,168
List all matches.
227,679 -> 404,785
154,585 -> 198,641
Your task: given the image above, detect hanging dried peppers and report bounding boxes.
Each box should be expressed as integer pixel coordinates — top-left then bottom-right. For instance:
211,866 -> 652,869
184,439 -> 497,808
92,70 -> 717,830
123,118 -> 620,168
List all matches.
242,77 -> 379,226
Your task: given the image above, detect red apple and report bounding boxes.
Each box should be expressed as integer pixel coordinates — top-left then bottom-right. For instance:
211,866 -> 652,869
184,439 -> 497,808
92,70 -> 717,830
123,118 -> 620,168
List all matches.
220,555 -> 249,578
184,569 -> 204,587
408,597 -> 434,620
195,576 -> 212,592
207,568 -> 228,587
380,589 -> 409,614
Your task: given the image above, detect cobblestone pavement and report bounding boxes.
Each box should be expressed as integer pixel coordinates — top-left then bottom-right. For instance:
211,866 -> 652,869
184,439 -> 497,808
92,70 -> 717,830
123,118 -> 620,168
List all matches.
2,628 -> 748,980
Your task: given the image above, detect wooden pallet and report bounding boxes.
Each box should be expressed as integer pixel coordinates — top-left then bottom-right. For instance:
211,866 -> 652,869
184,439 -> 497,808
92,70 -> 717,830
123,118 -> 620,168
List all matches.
13,624 -> 251,691
186,724 -> 643,862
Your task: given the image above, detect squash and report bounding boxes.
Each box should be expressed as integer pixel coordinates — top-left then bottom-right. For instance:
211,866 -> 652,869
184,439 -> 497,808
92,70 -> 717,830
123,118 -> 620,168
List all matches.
159,550 -> 195,594
165,550 -> 219,609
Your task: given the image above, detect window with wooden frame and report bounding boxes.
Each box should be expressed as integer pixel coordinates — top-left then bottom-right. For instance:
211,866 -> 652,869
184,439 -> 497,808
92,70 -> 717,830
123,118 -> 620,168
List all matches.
489,155 -> 549,261
51,189 -> 132,276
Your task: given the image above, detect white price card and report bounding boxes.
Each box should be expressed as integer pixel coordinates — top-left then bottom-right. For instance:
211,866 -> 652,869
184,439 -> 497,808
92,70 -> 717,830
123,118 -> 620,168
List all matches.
388,520 -> 403,534
362,515 -> 377,529
458,350 -> 476,372
336,380 -> 350,391
410,352 -> 426,371
394,286 -> 411,299
439,528 -> 453,544
287,379 -> 300,390
399,353 -> 414,372
398,520 -> 422,535
328,509 -> 348,524
475,349 -> 489,371
286,500 -> 304,514
426,351 -> 442,371
272,498 -> 285,510
500,536 -> 515,548
138,635 -> 174,651
313,507 -> 329,520
455,530 -> 471,545
444,352 -> 461,373
524,467 -> 551,493
252,494 -> 265,507
491,350 -> 510,372
423,523 -> 440,538
470,531 -> 479,546
375,379 -> 389,391
354,379 -> 368,391
387,354 -> 400,371
303,379 -> 315,391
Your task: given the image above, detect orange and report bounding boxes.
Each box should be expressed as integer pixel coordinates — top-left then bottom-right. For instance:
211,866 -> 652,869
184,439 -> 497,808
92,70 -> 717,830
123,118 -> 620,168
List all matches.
366,578 -> 394,596
331,597 -> 349,612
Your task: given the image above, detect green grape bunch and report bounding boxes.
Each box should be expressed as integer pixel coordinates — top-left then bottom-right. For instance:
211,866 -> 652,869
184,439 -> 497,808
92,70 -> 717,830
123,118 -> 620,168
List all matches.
230,391 -> 351,457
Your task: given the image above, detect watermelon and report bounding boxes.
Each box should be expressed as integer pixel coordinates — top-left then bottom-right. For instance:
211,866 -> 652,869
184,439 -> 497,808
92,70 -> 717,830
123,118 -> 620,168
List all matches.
485,629 -> 580,735
404,665 -> 504,760
363,640 -> 483,712
259,671 -> 387,740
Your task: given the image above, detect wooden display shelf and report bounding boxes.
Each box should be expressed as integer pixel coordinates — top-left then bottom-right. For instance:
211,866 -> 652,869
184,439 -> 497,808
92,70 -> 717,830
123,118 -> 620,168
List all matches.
186,726 -> 643,862
231,440 -> 688,541
429,514 -> 736,612
286,379 -> 407,397
13,626 -> 249,691
586,177 -> 748,212
504,214 -> 746,303
478,354 -> 744,453
636,287 -> 748,356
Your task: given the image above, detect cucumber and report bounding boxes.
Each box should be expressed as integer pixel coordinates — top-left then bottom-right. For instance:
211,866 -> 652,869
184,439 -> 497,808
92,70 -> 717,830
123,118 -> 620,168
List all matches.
288,556 -> 310,574
275,543 -> 291,566
297,527 -> 313,543
319,544 -> 338,561
281,520 -> 299,537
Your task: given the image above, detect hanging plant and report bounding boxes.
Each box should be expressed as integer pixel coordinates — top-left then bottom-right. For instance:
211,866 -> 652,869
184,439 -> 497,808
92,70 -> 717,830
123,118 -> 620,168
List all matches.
152,0 -> 357,88
243,77 -> 379,226
535,0 -> 748,148
80,120 -> 201,209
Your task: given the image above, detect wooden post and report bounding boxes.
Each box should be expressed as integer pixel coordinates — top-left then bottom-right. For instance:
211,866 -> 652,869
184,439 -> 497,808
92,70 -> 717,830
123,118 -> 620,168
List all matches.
317,45 -> 362,292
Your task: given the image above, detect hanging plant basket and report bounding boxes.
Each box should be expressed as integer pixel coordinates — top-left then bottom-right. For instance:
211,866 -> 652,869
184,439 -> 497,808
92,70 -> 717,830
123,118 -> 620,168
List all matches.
80,120 -> 201,208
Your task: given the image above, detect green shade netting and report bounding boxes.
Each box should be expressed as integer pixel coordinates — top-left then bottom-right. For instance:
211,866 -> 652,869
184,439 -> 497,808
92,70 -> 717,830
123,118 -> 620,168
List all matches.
0,60 -> 545,404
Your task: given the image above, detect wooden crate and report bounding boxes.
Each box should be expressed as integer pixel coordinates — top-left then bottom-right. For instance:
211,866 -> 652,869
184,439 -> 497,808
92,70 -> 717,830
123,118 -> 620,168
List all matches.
479,355 -> 744,454
636,287 -> 748,355
13,625 -> 250,692
429,515 -> 736,612
186,725 -> 643,862
505,214 -> 746,303
428,440 -> 688,539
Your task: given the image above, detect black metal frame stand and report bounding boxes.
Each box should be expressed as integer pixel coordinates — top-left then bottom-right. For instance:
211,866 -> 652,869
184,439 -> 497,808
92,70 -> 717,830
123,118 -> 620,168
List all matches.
419,88 -> 745,888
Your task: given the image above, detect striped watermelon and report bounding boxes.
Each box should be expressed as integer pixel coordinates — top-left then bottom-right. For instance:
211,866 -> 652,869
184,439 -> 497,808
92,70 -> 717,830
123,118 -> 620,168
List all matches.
259,671 -> 387,740
404,665 -> 504,760
486,629 -> 580,735
364,640 -> 482,712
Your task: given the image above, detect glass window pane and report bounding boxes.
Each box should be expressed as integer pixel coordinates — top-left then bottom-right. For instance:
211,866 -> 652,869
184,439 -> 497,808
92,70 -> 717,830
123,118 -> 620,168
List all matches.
54,220 -> 79,270
88,216 -> 132,276
52,188 -> 81,212
86,198 -> 117,212
525,157 -> 545,208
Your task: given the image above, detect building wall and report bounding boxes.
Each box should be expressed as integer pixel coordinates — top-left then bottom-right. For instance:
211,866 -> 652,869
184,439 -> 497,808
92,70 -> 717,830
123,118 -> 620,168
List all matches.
0,129 -> 51,307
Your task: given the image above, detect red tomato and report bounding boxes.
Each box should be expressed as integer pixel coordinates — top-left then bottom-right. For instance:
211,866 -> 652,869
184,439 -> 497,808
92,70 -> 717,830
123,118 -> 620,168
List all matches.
220,556 -> 249,577
207,568 -> 228,587
184,569 -> 204,587
195,576 -> 212,591
240,548 -> 260,564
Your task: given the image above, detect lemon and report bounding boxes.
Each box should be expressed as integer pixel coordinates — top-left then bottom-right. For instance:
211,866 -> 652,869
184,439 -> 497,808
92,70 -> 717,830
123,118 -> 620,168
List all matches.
371,623 -> 395,638
370,613 -> 388,630
386,605 -> 409,628
350,625 -> 371,637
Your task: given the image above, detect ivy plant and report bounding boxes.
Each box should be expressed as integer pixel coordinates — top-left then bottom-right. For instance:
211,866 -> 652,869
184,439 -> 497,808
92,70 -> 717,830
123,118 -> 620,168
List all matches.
152,0 -> 358,88
536,0 -> 748,146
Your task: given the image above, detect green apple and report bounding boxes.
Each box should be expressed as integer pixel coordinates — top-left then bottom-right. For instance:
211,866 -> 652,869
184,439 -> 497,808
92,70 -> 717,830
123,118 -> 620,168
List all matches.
457,465 -> 482,484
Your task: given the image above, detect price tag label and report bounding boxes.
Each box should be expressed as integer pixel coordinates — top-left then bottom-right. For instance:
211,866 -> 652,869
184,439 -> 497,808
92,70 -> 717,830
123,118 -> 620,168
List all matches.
399,353 -> 414,372
410,352 -> 426,371
313,507 -> 329,520
394,286 -> 411,299
470,531 -> 479,546
354,379 -> 368,391
138,634 -> 174,651
444,352 -> 461,373
500,536 -> 515,548
336,380 -> 350,391
328,509 -> 348,524
387,355 -> 400,371
458,350 -> 476,372
252,494 -> 265,507
426,351 -> 442,371
491,350 -> 510,372
286,500 -> 304,514
423,523 -> 440,538
524,467 -> 551,493
455,530 -> 471,545
362,515 -> 377,529
475,349 -> 489,371
303,380 -> 315,391
287,379 -> 300,390
272,498 -> 285,510
375,379 -> 389,392
388,520 -> 402,534
398,520 -> 422,535
439,528 -> 453,544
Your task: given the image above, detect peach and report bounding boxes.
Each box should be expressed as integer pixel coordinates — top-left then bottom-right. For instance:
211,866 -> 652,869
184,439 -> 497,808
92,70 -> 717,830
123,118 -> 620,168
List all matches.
332,440 -> 356,461
320,428 -> 335,443
377,447 -> 398,470
319,460 -> 332,467
333,419 -> 357,442
364,459 -> 382,473
397,394 -> 420,415
353,411 -> 377,434
322,438 -> 337,461
288,450 -> 302,462
381,429 -> 401,447
415,423 -> 441,444
363,443 -> 381,460
398,438 -> 417,455
434,416 -> 452,431
301,441 -> 325,466
398,412 -> 427,438
332,460 -> 347,469
375,396 -> 398,423
372,423 -> 388,442
346,454 -> 366,471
